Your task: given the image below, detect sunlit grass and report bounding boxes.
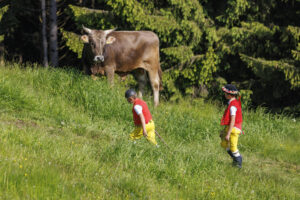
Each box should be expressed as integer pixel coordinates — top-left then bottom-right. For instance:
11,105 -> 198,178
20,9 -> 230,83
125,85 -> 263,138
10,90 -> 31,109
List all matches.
0,63 -> 299,199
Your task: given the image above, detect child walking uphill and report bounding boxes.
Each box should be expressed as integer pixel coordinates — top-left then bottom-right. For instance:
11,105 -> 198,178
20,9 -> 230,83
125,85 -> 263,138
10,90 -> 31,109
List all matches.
220,84 -> 243,168
125,89 -> 158,146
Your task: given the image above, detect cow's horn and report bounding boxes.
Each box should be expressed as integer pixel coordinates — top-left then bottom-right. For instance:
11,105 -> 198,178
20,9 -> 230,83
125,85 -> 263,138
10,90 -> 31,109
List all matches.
104,27 -> 117,36
82,25 -> 92,34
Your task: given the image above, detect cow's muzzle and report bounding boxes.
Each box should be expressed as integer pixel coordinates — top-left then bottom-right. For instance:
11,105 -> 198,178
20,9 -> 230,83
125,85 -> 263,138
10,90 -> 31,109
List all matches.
94,55 -> 104,62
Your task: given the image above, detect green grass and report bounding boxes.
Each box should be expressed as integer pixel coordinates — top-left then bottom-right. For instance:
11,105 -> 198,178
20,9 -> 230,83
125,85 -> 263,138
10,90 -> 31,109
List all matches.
0,62 -> 299,199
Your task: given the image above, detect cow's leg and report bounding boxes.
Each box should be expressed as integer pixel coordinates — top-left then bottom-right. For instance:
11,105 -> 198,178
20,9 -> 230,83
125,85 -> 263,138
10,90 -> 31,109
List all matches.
133,69 -> 147,98
105,66 -> 115,86
147,69 -> 160,107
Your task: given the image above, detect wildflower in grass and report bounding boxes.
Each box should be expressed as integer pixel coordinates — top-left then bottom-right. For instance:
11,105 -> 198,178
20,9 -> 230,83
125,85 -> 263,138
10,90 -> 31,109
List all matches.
24,158 -> 27,161
24,173 -> 27,176
211,192 -> 215,197
19,165 -> 23,169
72,141 -> 74,144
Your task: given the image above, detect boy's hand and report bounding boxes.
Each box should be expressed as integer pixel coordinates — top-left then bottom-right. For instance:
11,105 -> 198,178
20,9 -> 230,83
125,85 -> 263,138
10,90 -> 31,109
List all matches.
143,130 -> 148,138
225,134 -> 230,141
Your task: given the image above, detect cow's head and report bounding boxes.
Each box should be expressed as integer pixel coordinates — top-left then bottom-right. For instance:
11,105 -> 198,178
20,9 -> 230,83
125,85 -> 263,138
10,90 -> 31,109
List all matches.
81,25 -> 116,62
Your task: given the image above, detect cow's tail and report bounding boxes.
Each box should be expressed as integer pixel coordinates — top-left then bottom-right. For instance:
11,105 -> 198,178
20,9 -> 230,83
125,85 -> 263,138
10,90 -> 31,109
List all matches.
158,63 -> 163,91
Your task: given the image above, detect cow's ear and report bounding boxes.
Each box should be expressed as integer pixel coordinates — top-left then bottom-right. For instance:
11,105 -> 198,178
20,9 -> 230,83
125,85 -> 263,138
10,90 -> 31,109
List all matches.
106,36 -> 116,44
81,35 -> 89,43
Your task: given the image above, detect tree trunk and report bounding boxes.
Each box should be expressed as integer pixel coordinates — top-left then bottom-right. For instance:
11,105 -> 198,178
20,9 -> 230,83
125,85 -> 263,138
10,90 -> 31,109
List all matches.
0,43 -> 4,65
49,0 -> 58,67
41,0 -> 48,67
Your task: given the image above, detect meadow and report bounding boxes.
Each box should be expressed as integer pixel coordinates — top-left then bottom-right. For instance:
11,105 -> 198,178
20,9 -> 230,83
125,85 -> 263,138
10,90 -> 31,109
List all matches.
0,63 -> 299,199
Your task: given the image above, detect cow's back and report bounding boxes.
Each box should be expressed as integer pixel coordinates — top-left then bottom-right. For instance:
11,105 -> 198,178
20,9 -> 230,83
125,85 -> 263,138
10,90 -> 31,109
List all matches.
103,31 -> 159,72
111,31 -> 159,47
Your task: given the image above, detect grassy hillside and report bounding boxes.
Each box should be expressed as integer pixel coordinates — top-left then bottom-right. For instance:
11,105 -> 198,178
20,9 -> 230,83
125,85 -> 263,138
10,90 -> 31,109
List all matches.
0,63 -> 299,199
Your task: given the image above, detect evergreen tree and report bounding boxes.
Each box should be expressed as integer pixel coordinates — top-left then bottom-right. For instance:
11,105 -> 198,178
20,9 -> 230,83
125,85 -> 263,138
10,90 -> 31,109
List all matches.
0,4 -> 8,64
214,0 -> 300,109
0,0 -> 41,63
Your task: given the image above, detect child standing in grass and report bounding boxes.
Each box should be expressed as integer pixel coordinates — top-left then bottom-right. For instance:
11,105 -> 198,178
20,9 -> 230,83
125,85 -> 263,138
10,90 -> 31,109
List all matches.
220,84 -> 243,168
125,89 -> 158,146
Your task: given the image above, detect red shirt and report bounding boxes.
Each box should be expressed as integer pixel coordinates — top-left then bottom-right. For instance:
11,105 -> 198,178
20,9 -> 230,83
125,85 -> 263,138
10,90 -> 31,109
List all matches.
221,98 -> 243,130
132,98 -> 152,126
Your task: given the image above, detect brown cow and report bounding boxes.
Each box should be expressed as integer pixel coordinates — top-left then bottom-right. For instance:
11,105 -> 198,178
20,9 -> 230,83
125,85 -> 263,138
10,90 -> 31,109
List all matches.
81,26 -> 162,107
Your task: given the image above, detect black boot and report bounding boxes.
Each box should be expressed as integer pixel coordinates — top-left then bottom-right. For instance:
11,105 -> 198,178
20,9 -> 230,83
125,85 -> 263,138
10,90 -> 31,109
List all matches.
233,155 -> 242,168
227,150 -> 236,166
227,150 -> 234,158
227,150 -> 239,167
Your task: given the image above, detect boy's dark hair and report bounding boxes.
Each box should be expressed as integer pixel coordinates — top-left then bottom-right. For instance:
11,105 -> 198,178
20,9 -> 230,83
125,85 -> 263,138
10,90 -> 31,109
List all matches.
125,89 -> 137,98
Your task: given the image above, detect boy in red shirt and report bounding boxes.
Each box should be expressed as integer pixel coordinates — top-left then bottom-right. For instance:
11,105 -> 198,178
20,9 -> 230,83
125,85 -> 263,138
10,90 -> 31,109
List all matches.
220,84 -> 243,168
125,89 -> 158,146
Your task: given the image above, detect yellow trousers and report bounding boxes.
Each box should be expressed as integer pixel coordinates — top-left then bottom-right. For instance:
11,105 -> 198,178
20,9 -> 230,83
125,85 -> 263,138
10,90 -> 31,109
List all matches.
220,126 -> 241,152
130,120 -> 157,145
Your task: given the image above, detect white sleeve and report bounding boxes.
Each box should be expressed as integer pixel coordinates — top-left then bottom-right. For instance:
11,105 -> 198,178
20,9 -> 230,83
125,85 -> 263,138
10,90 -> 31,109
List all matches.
134,105 -> 143,115
230,106 -> 237,116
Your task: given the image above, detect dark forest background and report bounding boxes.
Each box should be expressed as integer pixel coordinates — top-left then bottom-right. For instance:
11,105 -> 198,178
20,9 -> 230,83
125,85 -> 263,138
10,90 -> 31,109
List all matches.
0,0 -> 299,115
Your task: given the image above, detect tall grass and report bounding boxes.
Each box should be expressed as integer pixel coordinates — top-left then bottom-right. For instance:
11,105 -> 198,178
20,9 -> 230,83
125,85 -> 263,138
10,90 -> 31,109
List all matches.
0,63 -> 299,199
